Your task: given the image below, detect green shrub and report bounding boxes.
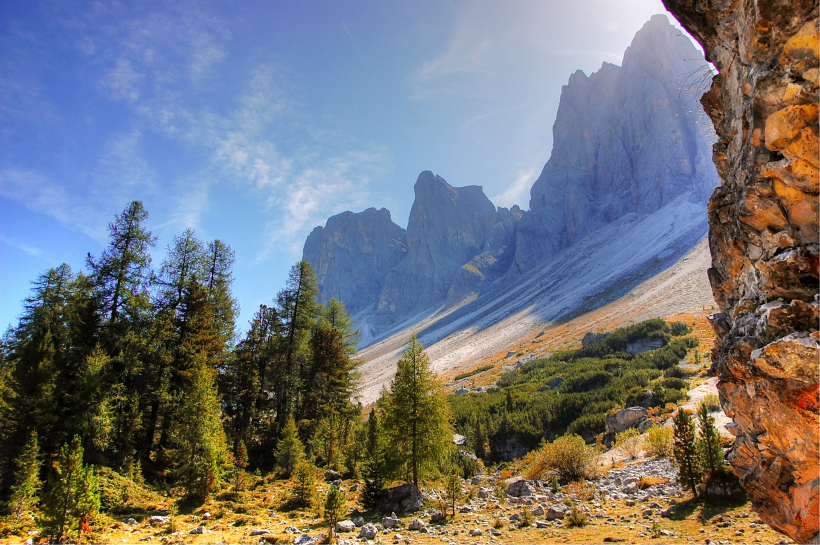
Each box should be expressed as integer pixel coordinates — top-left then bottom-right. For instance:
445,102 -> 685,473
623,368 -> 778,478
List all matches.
643,426 -> 673,458
670,321 -> 692,336
699,394 -> 721,413
565,507 -> 588,527
454,365 -> 494,381
530,434 -> 600,482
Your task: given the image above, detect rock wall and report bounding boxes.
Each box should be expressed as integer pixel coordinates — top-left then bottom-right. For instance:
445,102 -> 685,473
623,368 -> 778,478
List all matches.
303,207 -> 407,315
376,171 -> 498,322
662,1 -> 819,542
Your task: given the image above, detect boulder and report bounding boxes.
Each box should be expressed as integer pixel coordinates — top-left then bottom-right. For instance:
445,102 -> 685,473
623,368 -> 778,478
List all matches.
505,477 -> 536,497
547,505 -> 570,520
582,332 -> 607,346
335,520 -> 356,533
408,519 -> 426,531
352,516 -> 365,527
358,524 -> 378,540
468,528 -> 483,536
188,526 -> 207,535
324,469 -> 342,482
294,535 -> 316,545
382,516 -> 400,528
605,407 -> 649,434
531,505 -> 545,516
250,529 -> 270,536
430,511 -> 446,523
626,338 -> 665,355
379,483 -> 424,513
148,516 -> 169,526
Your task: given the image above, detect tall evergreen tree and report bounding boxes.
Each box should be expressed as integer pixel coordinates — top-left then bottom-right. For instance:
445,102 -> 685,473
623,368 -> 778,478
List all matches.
86,201 -> 156,336
167,283 -> 230,499
271,261 -> 320,432
381,336 -> 453,486
673,409 -> 701,497
202,239 -> 238,346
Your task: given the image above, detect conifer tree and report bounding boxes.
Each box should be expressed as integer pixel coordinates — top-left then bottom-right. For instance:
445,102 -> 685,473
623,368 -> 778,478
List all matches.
271,261 -> 320,432
324,485 -> 346,543
168,283 -> 230,499
360,410 -> 385,510
276,415 -> 305,478
292,459 -> 316,507
202,239 -> 238,346
86,201 -> 156,336
8,433 -> 42,518
235,440 -> 249,495
381,336 -> 453,486
42,436 -> 100,542
673,410 -> 701,497
697,403 -> 724,474
471,418 -> 487,460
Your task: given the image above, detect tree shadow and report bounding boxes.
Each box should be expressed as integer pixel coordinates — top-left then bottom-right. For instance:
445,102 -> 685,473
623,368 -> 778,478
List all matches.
662,494 -> 749,522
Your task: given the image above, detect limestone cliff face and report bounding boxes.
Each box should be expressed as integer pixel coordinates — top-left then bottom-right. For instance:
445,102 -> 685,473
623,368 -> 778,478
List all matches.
515,15 -> 718,271
662,0 -> 819,542
376,172 -> 498,321
302,208 -> 407,315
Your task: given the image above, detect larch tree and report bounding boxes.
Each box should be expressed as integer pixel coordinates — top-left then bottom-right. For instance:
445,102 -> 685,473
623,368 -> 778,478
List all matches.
673,409 -> 701,497
42,436 -> 100,542
697,404 -> 724,474
381,336 -> 453,487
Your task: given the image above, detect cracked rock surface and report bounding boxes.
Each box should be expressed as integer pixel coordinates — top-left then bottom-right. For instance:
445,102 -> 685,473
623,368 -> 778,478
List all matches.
662,0 -> 819,542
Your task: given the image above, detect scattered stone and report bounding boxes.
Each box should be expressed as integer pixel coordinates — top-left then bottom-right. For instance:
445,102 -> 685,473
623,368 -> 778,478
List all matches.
250,529 -> 270,536
149,516 -> 170,526
336,520 -> 356,533
547,505 -> 570,520
358,524 -> 378,540
325,469 -> 342,481
468,528 -> 483,536
284,526 -> 300,534
430,511 -> 446,523
188,526 -> 207,535
531,505 -> 545,516
382,516 -> 400,528
505,477 -> 536,497
126,518 -> 137,525
408,519 -> 426,531
294,535 -> 316,545
353,517 -> 365,527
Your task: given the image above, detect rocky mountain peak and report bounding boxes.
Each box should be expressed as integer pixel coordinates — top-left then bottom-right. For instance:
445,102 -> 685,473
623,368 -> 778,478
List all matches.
514,13 -> 717,271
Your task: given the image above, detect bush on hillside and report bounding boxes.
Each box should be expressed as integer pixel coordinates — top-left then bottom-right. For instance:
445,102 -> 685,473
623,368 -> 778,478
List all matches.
529,434 -> 600,482
643,426 -> 673,458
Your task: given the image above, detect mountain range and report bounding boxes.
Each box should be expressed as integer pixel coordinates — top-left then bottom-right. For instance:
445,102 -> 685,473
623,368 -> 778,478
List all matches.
302,15 -> 720,396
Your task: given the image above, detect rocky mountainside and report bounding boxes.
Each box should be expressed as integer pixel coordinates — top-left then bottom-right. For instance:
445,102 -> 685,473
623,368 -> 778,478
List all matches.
516,14 -> 716,270
303,15 -> 718,346
662,0 -> 819,542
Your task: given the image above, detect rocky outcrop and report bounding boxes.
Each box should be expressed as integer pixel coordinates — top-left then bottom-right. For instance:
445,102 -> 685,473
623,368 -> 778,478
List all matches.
302,207 -> 406,315
376,172 -> 498,321
662,0 -> 819,542
447,205 -> 524,302
515,15 -> 718,271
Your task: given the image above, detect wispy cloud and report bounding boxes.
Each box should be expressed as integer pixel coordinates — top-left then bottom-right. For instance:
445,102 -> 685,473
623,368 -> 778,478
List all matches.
0,233 -> 44,257
491,167 -> 538,210
3,3 -> 382,259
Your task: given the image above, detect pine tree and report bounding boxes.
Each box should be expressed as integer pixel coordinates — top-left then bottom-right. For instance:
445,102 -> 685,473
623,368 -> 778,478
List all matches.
86,201 -> 156,336
168,283 -> 230,499
292,459 -> 316,507
8,433 -> 42,518
443,453 -> 461,519
276,415 -> 305,478
673,410 -> 701,498
42,436 -> 100,542
360,410 -> 385,510
697,403 -> 724,474
381,336 -> 453,487
271,261 -> 320,432
324,484 -> 346,542
202,239 -> 238,346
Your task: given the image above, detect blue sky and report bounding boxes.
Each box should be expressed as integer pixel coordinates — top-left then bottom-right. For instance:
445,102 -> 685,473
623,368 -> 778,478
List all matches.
0,0 -> 692,332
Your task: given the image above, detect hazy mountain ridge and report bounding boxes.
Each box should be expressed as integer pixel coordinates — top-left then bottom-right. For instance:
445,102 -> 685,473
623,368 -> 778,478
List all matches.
302,14 -> 719,348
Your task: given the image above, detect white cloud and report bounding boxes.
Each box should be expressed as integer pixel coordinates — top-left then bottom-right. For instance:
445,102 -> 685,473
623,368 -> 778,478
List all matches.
491,167 -> 538,210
